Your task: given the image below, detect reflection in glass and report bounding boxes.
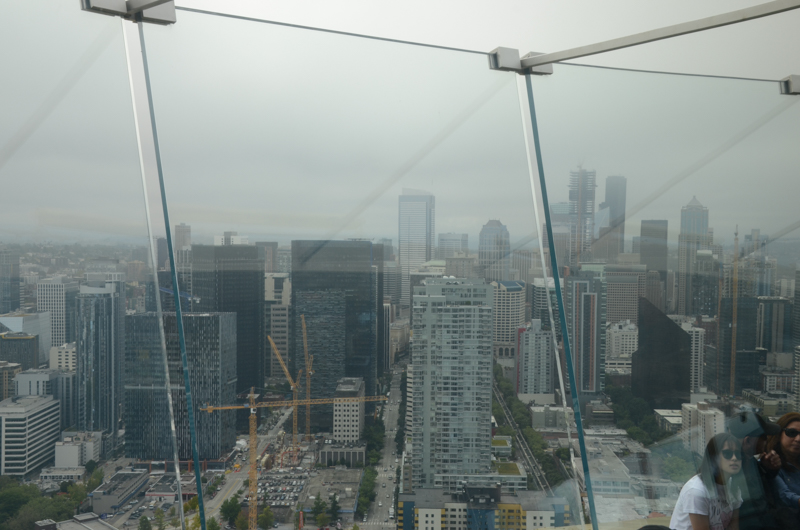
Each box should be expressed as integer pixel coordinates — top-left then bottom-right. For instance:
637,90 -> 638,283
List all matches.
528,63 -> 800,527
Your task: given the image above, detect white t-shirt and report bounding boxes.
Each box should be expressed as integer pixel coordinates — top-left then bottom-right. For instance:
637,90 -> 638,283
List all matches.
669,475 -> 743,530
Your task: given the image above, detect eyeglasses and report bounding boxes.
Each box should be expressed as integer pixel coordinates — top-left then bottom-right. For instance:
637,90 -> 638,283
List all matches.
784,428 -> 800,439
720,449 -> 740,460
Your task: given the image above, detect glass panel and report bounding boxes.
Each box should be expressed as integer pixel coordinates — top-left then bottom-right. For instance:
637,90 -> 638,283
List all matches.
528,64 -> 800,528
0,1 -> 179,523
141,9 -> 582,527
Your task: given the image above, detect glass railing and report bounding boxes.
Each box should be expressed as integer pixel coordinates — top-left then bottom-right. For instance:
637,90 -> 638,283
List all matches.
4,3 -> 800,530
526,63 -> 800,528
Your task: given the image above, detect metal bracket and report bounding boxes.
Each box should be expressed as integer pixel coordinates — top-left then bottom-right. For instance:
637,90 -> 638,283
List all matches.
780,75 -> 800,95
488,47 -> 553,75
81,0 -> 176,25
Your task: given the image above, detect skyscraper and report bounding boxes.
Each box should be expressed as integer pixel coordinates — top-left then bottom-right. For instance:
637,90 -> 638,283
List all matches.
605,264 -> 647,325
632,298 -> 690,408
756,297 -> 793,353
491,280 -> 526,359
516,320 -> 554,395
398,190 -> 435,316
565,271 -> 605,394
436,233 -> 468,259
192,244 -> 265,403
410,278 -> 493,489
640,220 -> 668,282
568,167 -> 597,266
75,273 -> 126,452
37,276 -> 79,349
678,197 -> 713,315
0,249 -> 20,314
174,223 -> 192,251
125,312 -> 237,461
291,240 -> 382,430
479,220 -> 511,282
597,176 -> 626,262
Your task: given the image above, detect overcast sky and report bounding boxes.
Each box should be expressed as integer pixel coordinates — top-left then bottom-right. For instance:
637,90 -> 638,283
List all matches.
2,0 -> 799,255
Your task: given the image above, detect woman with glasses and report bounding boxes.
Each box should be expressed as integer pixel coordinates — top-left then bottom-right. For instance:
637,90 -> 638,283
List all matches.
670,433 -> 744,530
767,411 -> 800,528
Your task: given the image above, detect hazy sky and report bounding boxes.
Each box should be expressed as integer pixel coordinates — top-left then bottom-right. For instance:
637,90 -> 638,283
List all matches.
2,1 -> 799,254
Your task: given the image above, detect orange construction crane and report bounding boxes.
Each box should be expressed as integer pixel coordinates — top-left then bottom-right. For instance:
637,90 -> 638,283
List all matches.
301,315 -> 315,442
201,393 -> 388,530
268,335 -> 302,453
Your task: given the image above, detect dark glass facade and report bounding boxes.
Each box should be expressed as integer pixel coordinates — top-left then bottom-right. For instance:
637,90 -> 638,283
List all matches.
125,312 -> 237,461
290,240 -> 382,431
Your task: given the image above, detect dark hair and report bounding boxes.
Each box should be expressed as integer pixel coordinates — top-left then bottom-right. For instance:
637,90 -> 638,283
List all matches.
765,411 -> 800,469
697,433 -> 743,497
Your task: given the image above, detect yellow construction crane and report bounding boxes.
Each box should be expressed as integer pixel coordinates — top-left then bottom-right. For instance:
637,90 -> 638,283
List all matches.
301,315 -> 315,442
201,392 -> 388,530
268,335 -> 302,452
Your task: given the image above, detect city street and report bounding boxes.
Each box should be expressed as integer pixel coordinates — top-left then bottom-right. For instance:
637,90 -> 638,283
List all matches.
363,369 -> 403,528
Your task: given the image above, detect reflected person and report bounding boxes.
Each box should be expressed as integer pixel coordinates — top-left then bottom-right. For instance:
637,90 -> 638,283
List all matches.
767,412 -> 800,529
670,433 -> 744,530
727,411 -> 782,530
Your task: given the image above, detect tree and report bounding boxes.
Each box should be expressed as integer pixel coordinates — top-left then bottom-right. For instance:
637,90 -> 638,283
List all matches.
235,512 -> 248,530
315,514 -> 330,528
68,483 -> 87,505
87,469 -> 104,491
221,497 -> 242,525
352,525 -> 359,530
311,497 -> 328,518
85,460 -> 98,475
258,506 -> 275,529
327,496 -> 340,521
189,515 -> 202,530
154,508 -> 166,530
169,507 -> 176,518
207,517 -> 221,530
138,516 -> 153,530
7,496 -> 76,530
169,518 -> 180,528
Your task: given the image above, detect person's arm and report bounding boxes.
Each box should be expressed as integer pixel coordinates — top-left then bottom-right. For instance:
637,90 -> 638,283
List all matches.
729,508 -> 739,530
774,471 -> 800,508
688,513 -> 711,530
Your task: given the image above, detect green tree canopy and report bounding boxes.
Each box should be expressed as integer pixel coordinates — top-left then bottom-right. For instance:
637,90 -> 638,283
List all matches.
257,506 -> 274,530
328,496 -> 341,521
315,514 -> 330,528
235,512 -> 248,530
154,508 -> 166,530
138,516 -> 153,530
311,496 -> 328,518
221,497 -> 242,525
207,517 -> 221,530
84,460 -> 98,475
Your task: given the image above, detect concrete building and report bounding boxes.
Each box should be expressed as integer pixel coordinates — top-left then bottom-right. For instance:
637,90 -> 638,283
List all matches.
654,409 -> 683,434
399,190 -> 435,317
317,441 -> 366,467
50,342 -> 77,372
741,389 -> 794,417
90,470 -> 149,517
492,280 -> 526,359
565,271 -> 605,394
606,320 -> 638,357
568,167 -> 597,266
0,311 -> 52,364
36,513 -> 118,530
516,320 -> 553,395
0,248 -> 20,314
530,405 -> 574,431
39,467 -> 86,483
55,432 -> 103,468
333,377 -> 365,443
445,255 -> 476,279
13,368 -> 77,430
605,265 -> 647,326
410,278 -> 493,490
397,486 -> 570,530
0,361 -> 22,400
681,401 -> 725,455
0,395 -> 60,478
37,276 -> 79,349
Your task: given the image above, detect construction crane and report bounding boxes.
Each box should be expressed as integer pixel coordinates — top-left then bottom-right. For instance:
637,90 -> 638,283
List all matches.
268,335 -> 302,454
301,315 -> 315,442
201,392 -> 388,530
